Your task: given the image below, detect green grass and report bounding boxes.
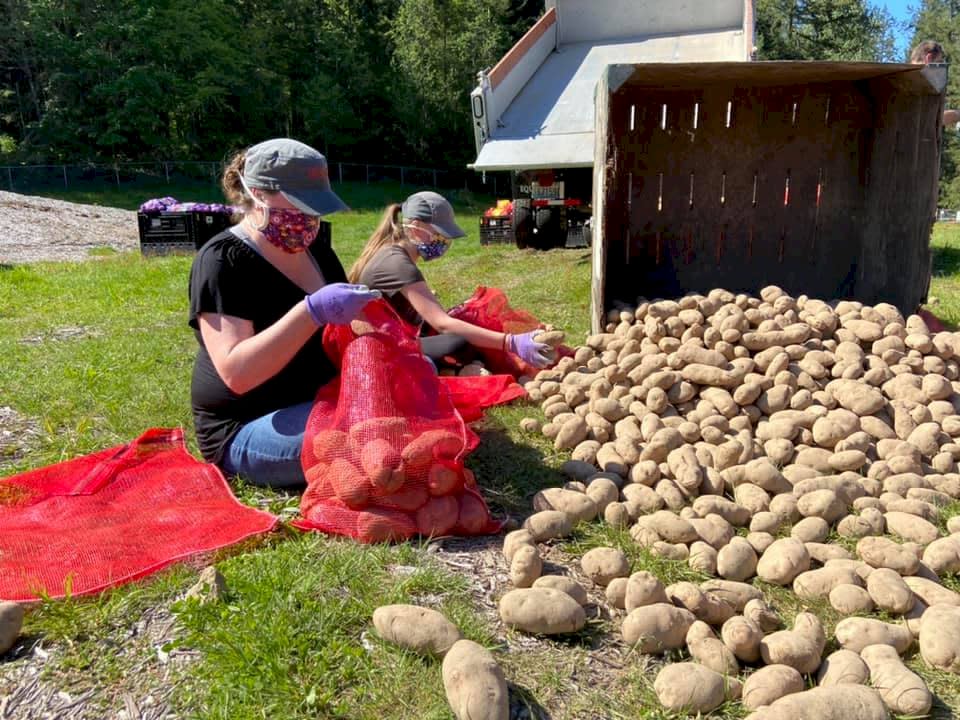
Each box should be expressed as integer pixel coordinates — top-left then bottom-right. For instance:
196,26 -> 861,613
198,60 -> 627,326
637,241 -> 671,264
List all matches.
4,193 -> 960,718
0,179 -> 595,719
170,536 -> 493,720
928,222 -> 960,327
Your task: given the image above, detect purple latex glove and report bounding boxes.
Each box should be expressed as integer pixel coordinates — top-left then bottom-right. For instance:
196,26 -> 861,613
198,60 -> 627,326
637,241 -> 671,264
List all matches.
506,330 -> 552,368
305,283 -> 381,326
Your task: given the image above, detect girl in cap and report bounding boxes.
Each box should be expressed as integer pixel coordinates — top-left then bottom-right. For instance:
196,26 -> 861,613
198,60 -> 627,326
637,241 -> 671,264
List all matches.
911,40 -> 960,127
349,191 -> 552,369
189,138 -> 379,488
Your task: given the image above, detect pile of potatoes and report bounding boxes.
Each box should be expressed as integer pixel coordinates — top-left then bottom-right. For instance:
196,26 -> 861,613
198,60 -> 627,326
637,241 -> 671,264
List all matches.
507,286 -> 960,715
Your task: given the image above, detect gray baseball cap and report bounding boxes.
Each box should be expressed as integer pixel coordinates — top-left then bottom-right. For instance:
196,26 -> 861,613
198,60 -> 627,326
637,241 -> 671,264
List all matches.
402,191 -> 465,238
242,138 -> 348,216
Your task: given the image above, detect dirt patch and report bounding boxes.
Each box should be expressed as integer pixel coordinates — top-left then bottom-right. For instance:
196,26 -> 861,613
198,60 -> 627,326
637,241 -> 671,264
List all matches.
0,192 -> 138,264
0,407 -> 42,471
19,325 -> 102,346
0,602 -> 191,720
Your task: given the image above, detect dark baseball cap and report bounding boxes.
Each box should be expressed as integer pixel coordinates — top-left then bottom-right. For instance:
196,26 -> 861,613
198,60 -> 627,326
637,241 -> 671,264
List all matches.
242,138 -> 348,216
402,191 -> 465,238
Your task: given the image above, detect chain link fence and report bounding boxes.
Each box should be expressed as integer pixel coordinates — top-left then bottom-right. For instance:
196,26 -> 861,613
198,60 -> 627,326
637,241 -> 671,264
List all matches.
0,160 -> 510,199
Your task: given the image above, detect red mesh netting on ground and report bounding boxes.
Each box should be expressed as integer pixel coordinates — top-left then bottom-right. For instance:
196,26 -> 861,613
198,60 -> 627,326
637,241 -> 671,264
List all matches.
0,428 -> 278,602
447,286 -> 543,377
294,301 -> 504,543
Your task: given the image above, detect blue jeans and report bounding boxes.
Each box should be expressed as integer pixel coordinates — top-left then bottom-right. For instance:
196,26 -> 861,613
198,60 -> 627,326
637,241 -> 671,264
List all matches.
221,401 -> 312,488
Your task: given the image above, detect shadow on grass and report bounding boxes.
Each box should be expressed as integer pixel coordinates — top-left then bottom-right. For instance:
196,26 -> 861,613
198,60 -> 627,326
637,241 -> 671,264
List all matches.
466,418 -> 565,519
509,683 -> 554,719
932,241 -> 960,276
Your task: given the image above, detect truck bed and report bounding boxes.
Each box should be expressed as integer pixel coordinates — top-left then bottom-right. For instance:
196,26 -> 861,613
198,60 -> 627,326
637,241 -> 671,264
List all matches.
471,30 -> 749,172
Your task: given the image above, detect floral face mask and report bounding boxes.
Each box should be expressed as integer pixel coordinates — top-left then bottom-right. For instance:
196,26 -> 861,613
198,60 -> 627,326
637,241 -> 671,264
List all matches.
405,223 -> 450,261
241,177 -> 320,253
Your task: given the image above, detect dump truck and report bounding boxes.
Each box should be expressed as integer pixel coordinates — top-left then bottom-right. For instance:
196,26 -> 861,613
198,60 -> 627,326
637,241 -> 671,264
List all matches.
469,0 -> 755,249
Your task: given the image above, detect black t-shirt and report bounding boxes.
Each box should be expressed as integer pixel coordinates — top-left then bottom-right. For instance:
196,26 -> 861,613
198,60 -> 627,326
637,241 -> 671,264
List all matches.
188,229 -> 346,464
357,245 -> 425,327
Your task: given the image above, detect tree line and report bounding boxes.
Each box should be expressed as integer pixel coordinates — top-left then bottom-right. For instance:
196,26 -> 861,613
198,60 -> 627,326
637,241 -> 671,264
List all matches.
1,0 -> 957,204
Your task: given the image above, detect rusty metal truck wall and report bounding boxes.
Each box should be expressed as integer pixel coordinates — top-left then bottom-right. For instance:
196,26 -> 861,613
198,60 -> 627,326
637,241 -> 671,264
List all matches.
591,62 -> 945,333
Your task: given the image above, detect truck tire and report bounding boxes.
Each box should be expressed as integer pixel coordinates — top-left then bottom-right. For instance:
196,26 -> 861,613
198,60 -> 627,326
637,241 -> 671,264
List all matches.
533,207 -> 561,249
513,206 -> 532,249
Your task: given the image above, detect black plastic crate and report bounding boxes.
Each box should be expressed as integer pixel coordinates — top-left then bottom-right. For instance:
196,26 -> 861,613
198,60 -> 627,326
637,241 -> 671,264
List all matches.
479,216 -> 514,245
137,211 -> 233,256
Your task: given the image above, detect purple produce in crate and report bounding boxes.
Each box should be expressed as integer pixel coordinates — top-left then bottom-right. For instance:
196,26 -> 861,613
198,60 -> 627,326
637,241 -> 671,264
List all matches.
139,197 -> 238,215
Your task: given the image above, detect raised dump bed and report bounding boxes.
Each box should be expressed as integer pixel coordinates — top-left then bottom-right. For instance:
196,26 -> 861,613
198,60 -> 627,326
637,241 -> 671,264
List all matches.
590,61 -> 947,333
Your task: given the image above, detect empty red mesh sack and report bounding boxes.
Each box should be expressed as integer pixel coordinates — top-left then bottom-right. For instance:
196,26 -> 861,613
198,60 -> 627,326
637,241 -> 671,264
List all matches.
0,428 -> 278,601
296,301 -> 500,543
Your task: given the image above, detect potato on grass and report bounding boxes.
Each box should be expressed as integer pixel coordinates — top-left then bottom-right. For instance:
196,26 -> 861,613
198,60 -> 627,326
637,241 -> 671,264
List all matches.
742,664 -> 805,710
532,487 -> 598,523
502,529 -> 535,562
759,612 -> 826,674
700,579 -> 763,611
865,568 -> 914,615
744,598 -> 782,633
442,639 -> 509,720
834,617 -> 913,654
687,621 -> 740,675
509,545 -> 542,588
624,571 -> 669,612
744,685 -> 889,720
498,588 -> 586,635
654,662 -> 739,714
860,643 -> 932,716
830,584 -> 875,615
532,575 -> 588,606
522,510 -> 572,541
0,602 -> 24,655
756,537 -> 810,585
919,603 -> 960,673
721,615 -> 763,663
372,604 -> 462,657
580,547 -> 630,586
817,649 -> 870,687
622,603 -> 695,653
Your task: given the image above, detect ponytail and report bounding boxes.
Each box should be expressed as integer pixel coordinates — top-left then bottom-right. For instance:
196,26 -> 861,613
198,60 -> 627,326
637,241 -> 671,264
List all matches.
349,203 -> 406,282
221,149 -> 250,222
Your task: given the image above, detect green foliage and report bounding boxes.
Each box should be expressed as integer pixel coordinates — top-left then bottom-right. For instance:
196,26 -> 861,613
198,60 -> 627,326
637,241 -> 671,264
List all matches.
911,0 -> 960,208
755,0 -> 896,61
390,0 -> 510,166
0,0 -> 519,167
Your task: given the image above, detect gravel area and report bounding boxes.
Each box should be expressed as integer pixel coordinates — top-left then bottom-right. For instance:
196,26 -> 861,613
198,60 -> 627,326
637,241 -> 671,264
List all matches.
0,192 -> 139,264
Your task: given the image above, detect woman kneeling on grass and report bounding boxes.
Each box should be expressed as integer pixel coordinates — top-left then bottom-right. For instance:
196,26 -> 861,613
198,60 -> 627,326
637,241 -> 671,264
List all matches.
189,138 -> 379,488
349,191 -> 552,370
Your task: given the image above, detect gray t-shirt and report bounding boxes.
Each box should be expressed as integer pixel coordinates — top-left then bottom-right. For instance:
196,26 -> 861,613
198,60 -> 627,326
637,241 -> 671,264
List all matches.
358,245 -> 425,327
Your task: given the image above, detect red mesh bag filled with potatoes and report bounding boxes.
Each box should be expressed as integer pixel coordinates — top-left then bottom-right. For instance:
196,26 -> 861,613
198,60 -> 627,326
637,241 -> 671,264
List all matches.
295,300 -> 499,543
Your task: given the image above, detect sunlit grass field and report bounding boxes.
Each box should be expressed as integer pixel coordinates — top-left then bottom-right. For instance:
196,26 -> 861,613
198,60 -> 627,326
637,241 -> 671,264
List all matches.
1,182 -> 958,718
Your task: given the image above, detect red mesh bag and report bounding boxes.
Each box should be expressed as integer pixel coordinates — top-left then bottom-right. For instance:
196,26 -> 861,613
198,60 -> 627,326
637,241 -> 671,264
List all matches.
0,428 -> 277,601
295,301 -> 501,543
447,286 -> 574,376
447,286 -> 542,377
